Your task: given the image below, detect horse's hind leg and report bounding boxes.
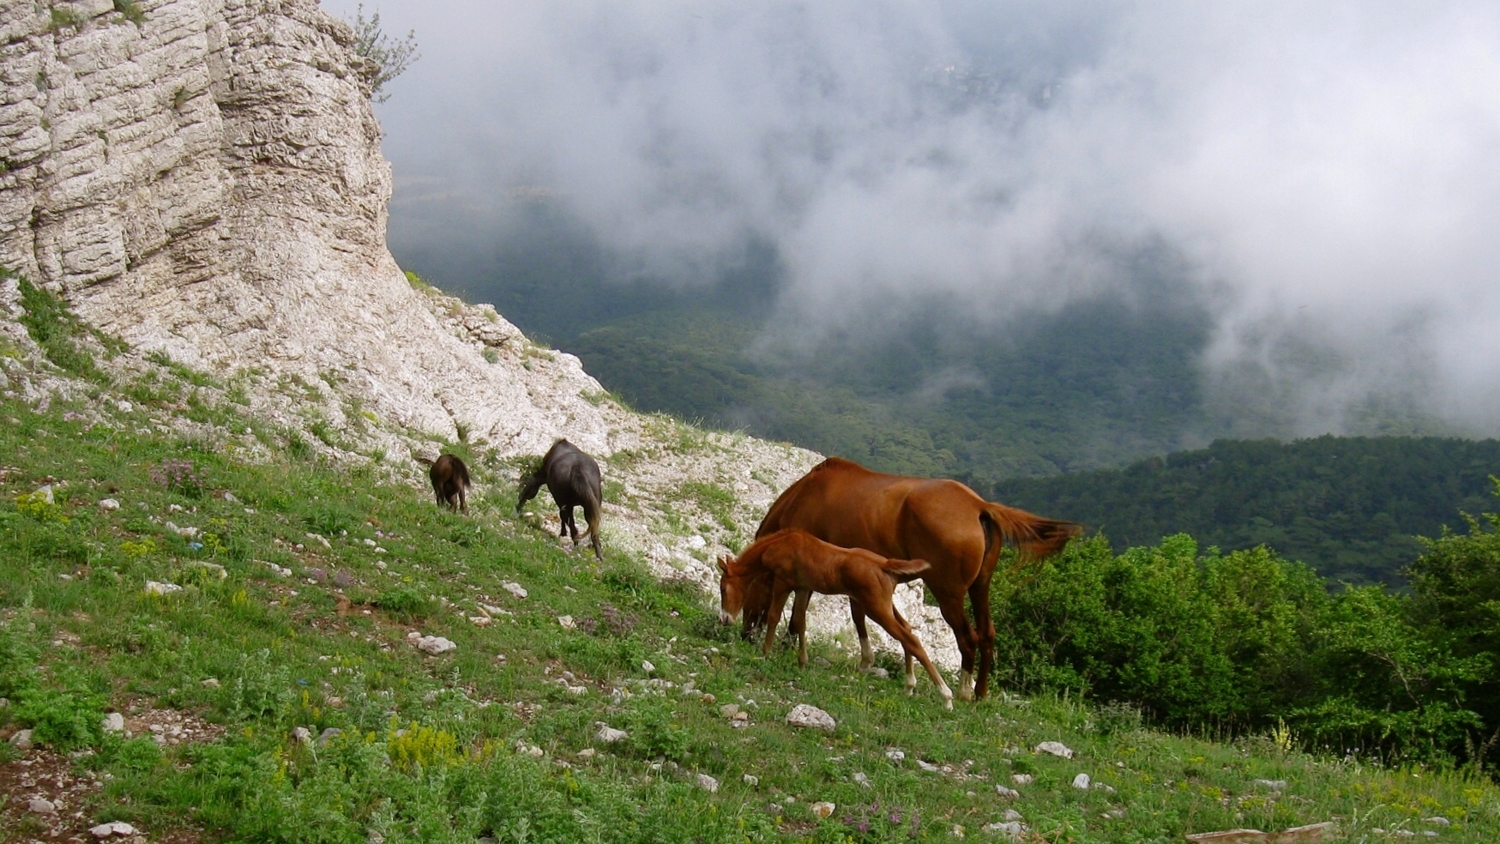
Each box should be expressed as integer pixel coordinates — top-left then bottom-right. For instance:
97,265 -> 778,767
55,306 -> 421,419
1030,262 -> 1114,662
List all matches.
968,578 -> 998,701
934,591 -> 979,701
870,605 -> 953,709
585,501 -> 603,561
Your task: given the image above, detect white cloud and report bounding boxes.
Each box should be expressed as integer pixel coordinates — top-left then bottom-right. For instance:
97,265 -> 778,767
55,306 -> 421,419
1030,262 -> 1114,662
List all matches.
326,0 -> 1500,435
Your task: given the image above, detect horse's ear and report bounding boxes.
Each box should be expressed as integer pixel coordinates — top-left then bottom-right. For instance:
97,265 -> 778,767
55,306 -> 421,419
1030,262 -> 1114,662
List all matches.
716,556 -> 731,574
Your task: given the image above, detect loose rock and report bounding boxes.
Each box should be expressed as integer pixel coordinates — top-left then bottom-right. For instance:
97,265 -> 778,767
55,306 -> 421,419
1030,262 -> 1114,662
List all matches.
696,773 -> 720,792
595,723 -> 628,743
811,802 -> 836,819
28,797 -> 57,814
786,703 -> 836,732
416,635 -> 457,655
1035,741 -> 1073,758
102,712 -> 126,733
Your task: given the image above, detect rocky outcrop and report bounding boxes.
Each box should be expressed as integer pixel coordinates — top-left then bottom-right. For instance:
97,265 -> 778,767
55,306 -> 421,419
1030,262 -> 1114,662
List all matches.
0,0 -> 616,454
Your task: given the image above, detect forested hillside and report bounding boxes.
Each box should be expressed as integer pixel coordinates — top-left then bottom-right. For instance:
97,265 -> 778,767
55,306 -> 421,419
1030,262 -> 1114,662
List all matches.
990,436 -> 1500,586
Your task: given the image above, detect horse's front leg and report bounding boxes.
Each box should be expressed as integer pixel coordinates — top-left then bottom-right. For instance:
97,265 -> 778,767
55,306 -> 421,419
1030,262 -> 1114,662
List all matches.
790,590 -> 813,668
761,584 -> 793,657
849,599 -> 874,671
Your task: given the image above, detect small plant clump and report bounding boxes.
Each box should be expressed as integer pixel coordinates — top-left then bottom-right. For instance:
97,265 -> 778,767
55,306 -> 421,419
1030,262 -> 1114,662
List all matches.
113,0 -> 145,26
149,458 -> 205,497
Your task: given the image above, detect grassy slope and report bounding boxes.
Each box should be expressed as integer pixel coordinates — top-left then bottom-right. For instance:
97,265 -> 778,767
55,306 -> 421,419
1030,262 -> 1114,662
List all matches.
2,380 -> 1499,843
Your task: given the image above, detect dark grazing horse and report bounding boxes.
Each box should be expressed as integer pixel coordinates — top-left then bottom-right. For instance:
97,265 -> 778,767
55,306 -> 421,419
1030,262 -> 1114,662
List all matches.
755,457 -> 1080,701
517,439 -> 603,560
429,454 -> 471,514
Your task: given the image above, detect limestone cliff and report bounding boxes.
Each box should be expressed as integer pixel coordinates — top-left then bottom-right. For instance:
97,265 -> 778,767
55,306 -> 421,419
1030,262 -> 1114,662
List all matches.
0,0 -> 964,671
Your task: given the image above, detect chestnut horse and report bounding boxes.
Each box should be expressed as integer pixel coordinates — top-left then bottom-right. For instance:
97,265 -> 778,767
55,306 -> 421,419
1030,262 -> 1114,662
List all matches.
756,457 -> 1080,701
718,529 -> 954,708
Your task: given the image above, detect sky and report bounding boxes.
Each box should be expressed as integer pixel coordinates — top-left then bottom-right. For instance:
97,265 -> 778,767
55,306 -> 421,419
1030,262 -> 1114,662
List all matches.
321,0 -> 1500,437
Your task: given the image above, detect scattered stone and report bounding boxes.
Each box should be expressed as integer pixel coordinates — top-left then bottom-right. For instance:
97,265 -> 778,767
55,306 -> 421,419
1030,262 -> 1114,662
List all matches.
594,723 -> 628,743
641,660 -> 656,674
101,712 -> 126,733
995,785 -> 1019,799
1253,779 -> 1288,790
721,704 -> 741,719
145,580 -> 182,595
853,772 -> 871,788
863,666 -> 890,679
502,581 -> 528,599
1035,741 -> 1073,759
811,802 -> 836,819
470,616 -> 492,626
98,498 -> 120,511
1424,817 -> 1451,827
786,704 -> 836,732
27,797 -> 57,814
952,824 -> 966,838
701,693 -> 716,704
307,567 -> 328,582
696,773 -> 720,792
558,615 -> 576,630
293,726 -> 313,743
187,561 -> 228,579
1184,823 -> 1335,844
1072,773 -> 1091,789
34,484 -> 54,504
334,570 -> 355,588
886,748 -> 906,764
416,635 -> 457,655
814,656 -> 832,668
743,774 -> 759,786
917,759 -> 941,773
984,821 -> 1026,839
577,748 -> 596,759
1011,774 -> 1034,786
1003,810 -> 1023,823
90,821 -> 138,837
514,742 -> 544,758
318,727 -> 343,745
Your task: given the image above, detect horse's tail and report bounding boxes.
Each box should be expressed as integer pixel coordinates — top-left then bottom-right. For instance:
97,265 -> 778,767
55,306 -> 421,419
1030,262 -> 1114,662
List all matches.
980,502 -> 1081,572
456,459 -> 472,490
880,557 -> 931,578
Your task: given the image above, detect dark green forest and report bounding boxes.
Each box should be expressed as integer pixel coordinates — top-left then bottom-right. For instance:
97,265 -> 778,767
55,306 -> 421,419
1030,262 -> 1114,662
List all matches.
991,437 -> 1500,586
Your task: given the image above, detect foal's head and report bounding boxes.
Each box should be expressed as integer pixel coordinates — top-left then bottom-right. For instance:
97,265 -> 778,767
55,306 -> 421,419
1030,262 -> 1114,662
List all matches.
716,556 -> 743,625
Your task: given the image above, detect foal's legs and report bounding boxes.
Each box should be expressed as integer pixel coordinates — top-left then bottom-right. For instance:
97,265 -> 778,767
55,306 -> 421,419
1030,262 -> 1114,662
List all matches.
789,590 -> 813,667
865,602 -> 953,709
761,582 -> 795,657
848,600 -> 875,671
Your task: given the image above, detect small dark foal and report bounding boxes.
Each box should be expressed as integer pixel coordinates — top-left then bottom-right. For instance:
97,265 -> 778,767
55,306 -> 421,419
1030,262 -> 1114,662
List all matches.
429,454 -> 471,514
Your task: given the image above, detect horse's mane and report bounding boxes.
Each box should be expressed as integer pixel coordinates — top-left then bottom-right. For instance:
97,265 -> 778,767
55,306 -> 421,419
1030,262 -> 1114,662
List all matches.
726,528 -> 800,578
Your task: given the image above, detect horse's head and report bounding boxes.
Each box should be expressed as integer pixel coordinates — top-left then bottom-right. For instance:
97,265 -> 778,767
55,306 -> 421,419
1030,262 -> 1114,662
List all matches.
717,556 -> 742,625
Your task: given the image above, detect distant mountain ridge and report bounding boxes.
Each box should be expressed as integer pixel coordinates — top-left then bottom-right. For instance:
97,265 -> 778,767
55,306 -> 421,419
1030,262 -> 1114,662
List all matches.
989,435 -> 1500,586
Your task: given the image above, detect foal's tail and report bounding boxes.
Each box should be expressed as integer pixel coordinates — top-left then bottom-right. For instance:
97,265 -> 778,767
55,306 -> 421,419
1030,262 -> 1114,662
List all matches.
880,557 -> 931,579
981,503 -> 1082,572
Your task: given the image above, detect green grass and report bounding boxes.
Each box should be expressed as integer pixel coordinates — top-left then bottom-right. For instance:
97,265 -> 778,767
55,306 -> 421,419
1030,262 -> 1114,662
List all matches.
0,389 -> 1498,842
